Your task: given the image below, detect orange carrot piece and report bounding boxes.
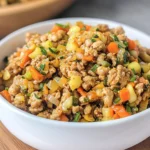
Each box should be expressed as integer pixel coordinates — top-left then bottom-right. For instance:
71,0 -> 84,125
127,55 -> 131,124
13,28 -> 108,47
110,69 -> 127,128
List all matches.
51,25 -> 62,32
112,105 -> 130,118
87,91 -> 99,100
29,66 -> 44,81
109,107 -> 114,117
77,87 -> 87,97
76,48 -> 84,54
60,114 -> 69,122
128,38 -> 136,50
16,51 -> 21,57
82,55 -> 94,61
0,90 -> 11,103
86,25 -> 91,31
107,42 -> 119,54
113,114 -> 120,119
119,88 -> 130,102
20,50 -> 33,68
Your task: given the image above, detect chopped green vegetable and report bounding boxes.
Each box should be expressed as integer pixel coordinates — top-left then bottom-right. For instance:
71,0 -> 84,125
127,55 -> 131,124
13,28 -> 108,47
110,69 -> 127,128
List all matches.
56,23 -> 69,28
40,46 -> 47,55
96,28 -> 100,31
3,56 -> 8,63
123,51 -> 129,64
131,69 -> 136,75
100,61 -> 111,67
93,34 -> 99,38
130,76 -> 136,82
147,75 -> 150,81
123,41 -> 128,47
118,41 -> 127,49
84,97 -> 89,102
4,87 -> 9,91
103,77 -> 107,86
126,105 -> 132,113
49,48 -> 58,54
59,56 -> 64,59
81,26 -> 86,31
132,107 -> 139,112
114,97 -> 120,104
34,94 -> 41,99
73,112 -> 81,122
40,64 -> 45,71
39,83 -> 44,90
113,88 -> 120,93
110,34 -> 119,41
27,93 -> 31,97
116,57 -> 120,65
73,96 -> 79,106
91,64 -> 99,72
91,38 -> 96,42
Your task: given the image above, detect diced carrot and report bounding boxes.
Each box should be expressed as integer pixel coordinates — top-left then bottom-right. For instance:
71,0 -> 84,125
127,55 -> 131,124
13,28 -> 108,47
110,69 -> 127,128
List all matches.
51,24 -> 68,32
76,48 -> 84,54
51,25 -> 62,32
117,109 -> 130,118
86,25 -> 91,31
29,66 -> 44,81
77,87 -> 87,97
0,90 -> 11,103
82,55 -> 94,61
107,42 -> 119,54
113,114 -> 120,119
112,105 -> 130,118
60,114 -> 69,122
119,88 -> 130,102
20,50 -> 33,68
109,107 -> 114,117
16,51 -> 21,57
139,77 -> 149,84
128,38 -> 136,50
87,91 -> 99,100
129,82 -> 135,87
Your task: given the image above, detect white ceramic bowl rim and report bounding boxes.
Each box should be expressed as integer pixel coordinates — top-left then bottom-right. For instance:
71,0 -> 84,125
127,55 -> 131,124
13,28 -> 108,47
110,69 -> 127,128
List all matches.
0,17 -> 150,128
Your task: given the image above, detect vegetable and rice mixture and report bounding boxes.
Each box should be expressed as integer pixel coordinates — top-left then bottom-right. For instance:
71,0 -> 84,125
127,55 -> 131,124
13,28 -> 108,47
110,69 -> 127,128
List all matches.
0,22 -> 150,122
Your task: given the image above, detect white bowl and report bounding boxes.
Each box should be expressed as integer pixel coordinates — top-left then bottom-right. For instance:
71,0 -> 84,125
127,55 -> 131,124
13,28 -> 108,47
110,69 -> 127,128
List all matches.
0,18 -> 150,150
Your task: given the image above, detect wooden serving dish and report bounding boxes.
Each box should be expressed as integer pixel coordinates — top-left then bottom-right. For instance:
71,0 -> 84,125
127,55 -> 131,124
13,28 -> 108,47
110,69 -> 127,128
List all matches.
0,0 -> 73,38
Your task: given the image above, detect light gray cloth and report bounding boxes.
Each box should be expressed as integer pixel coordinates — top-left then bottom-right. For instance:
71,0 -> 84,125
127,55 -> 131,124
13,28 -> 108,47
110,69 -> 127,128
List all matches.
58,0 -> 150,34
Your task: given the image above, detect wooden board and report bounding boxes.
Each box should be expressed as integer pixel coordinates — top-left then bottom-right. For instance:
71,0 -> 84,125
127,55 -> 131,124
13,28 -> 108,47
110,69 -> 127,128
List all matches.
0,122 -> 149,150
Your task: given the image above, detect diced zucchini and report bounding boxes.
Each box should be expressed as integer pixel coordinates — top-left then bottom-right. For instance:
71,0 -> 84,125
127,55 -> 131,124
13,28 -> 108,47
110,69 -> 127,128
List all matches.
29,47 -> 42,59
126,84 -> 137,103
128,62 -> 141,74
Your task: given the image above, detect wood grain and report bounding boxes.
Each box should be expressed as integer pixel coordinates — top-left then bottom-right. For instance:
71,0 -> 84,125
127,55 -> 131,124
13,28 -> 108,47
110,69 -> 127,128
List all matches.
0,122 -> 149,150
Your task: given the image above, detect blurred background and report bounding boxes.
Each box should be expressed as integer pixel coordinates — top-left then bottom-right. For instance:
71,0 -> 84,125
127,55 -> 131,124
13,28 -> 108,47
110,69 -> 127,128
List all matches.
0,0 -> 150,37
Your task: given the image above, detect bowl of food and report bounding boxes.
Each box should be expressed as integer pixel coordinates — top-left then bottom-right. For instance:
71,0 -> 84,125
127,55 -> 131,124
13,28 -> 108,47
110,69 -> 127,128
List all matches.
0,18 -> 150,150
0,0 -> 73,38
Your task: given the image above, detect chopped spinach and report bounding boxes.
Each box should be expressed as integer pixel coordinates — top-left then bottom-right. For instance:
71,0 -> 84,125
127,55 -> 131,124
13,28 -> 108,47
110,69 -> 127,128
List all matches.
49,48 -> 58,54
91,64 -> 99,72
110,34 -> 119,41
40,46 -> 47,55
123,51 -> 129,64
114,97 -> 121,104
73,96 -> 79,106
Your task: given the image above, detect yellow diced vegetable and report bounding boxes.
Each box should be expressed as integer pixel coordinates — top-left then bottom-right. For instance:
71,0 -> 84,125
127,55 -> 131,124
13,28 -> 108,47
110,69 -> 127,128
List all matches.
69,75 -> 82,91
52,58 -> 60,68
47,80 -> 59,93
66,41 -> 78,52
57,45 -> 66,52
126,84 -> 137,103
97,32 -> 107,44
68,25 -> 80,35
59,76 -> 68,88
93,82 -> 104,90
83,114 -> 95,122
140,63 -> 150,73
3,70 -> 11,80
43,84 -> 49,95
28,81 -> 34,93
29,47 -> 42,59
29,44 -> 36,50
24,71 -> 32,80
128,62 -> 141,74
102,108 -> 113,118
41,41 -> 53,48
62,96 -> 73,112
139,99 -> 148,111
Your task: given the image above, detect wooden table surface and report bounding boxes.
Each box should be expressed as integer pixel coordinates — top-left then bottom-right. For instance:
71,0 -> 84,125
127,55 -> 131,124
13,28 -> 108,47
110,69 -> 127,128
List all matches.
0,122 -> 149,150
